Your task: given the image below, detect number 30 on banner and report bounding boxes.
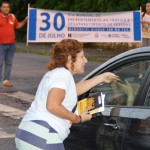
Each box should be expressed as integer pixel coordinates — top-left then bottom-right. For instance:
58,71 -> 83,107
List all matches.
40,12 -> 65,31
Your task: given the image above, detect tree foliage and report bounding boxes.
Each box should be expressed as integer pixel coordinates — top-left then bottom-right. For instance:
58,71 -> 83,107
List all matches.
1,0 -> 148,18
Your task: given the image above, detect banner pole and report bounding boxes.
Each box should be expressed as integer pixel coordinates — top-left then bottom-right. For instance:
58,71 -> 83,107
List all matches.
140,6 -> 142,13
140,6 -> 142,47
26,3 -> 30,47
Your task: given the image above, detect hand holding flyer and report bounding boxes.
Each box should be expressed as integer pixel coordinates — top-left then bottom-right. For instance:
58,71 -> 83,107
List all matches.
77,93 -> 105,115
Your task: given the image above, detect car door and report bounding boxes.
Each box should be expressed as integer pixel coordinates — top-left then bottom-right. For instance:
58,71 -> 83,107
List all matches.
64,57 -> 150,150
120,66 -> 150,150
85,60 -> 150,150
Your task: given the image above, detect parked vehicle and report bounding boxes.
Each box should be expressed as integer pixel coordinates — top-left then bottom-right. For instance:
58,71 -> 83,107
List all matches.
64,47 -> 150,150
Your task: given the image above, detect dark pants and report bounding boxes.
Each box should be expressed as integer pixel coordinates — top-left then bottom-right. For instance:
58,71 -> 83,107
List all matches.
0,43 -> 15,82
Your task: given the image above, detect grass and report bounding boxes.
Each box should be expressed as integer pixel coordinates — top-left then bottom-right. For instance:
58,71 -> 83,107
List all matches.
15,47 -> 112,62
84,42 -> 139,52
15,48 -> 51,56
15,42 -> 141,63
86,56 -> 109,62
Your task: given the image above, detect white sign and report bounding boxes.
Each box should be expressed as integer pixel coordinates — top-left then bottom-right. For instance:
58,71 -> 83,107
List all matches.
27,8 -> 142,43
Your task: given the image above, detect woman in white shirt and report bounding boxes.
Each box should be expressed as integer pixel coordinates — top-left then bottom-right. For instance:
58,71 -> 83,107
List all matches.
139,2 -> 150,78
142,2 -> 150,46
15,39 -> 118,150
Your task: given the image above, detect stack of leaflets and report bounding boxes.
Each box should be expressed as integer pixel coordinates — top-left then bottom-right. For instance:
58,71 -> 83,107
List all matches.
77,93 -> 105,115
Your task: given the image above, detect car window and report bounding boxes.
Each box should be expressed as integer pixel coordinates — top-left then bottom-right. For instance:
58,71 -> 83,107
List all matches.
89,61 -> 150,107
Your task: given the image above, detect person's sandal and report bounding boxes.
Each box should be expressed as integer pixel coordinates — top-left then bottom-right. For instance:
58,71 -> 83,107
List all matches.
3,80 -> 13,87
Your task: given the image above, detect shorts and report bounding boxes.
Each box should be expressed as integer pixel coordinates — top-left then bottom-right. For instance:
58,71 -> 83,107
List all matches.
15,120 -> 65,150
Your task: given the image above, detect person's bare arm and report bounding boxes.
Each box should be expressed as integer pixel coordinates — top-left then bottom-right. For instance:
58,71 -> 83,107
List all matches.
46,88 -> 91,123
141,20 -> 150,25
76,72 -> 119,96
16,16 -> 28,29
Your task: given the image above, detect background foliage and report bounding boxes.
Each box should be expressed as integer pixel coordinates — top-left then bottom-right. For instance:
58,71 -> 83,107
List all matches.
0,0 -> 149,41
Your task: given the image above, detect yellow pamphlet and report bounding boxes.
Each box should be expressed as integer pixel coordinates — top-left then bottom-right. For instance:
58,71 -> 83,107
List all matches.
77,93 -> 105,115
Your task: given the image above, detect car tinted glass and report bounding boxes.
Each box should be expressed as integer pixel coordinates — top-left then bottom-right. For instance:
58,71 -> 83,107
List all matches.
89,61 -> 150,106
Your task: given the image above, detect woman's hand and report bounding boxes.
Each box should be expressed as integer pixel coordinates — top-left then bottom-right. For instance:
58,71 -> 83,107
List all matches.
80,108 -> 92,122
116,80 -> 134,106
98,72 -> 119,84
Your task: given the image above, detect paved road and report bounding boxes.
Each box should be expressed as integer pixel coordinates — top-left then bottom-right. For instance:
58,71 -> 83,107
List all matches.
0,51 -> 103,150
0,94 -> 29,150
1,52 -> 101,95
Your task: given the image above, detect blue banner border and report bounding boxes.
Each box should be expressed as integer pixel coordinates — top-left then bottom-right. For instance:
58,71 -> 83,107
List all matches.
28,9 -> 37,41
133,11 -> 141,41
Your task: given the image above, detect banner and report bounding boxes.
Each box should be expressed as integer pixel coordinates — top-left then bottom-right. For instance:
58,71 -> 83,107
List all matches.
27,8 -> 142,43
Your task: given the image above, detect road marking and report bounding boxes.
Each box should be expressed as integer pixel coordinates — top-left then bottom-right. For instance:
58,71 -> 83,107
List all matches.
0,104 -> 25,119
0,91 -> 34,139
0,103 -> 25,139
1,91 -> 34,102
0,130 -> 15,138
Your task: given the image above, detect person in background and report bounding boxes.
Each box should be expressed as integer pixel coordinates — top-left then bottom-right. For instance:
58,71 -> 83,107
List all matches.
0,1 -> 27,87
141,1 -> 150,46
139,1 -> 150,78
15,39 -> 119,150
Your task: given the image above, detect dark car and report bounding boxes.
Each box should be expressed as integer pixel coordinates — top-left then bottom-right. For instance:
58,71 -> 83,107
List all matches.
64,47 -> 150,150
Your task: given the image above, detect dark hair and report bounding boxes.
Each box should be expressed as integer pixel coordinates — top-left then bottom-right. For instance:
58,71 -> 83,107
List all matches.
143,1 -> 150,17
47,39 -> 83,71
143,11 -> 146,18
1,1 -> 9,6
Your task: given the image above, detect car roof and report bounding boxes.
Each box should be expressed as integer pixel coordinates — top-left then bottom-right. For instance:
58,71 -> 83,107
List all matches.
82,46 -> 150,81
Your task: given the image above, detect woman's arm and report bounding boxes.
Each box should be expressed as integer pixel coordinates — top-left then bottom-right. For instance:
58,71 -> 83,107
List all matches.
141,20 -> 150,25
76,72 -> 119,96
46,88 -> 91,123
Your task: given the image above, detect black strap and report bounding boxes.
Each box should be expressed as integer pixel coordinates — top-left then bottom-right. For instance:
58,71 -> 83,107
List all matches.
72,103 -> 77,113
142,11 -> 146,18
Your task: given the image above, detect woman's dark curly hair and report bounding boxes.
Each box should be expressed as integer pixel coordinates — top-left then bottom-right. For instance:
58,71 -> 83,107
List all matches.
47,39 -> 83,70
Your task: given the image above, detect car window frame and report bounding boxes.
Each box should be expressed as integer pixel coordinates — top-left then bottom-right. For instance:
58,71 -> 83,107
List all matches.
136,66 -> 150,106
78,56 -> 150,108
